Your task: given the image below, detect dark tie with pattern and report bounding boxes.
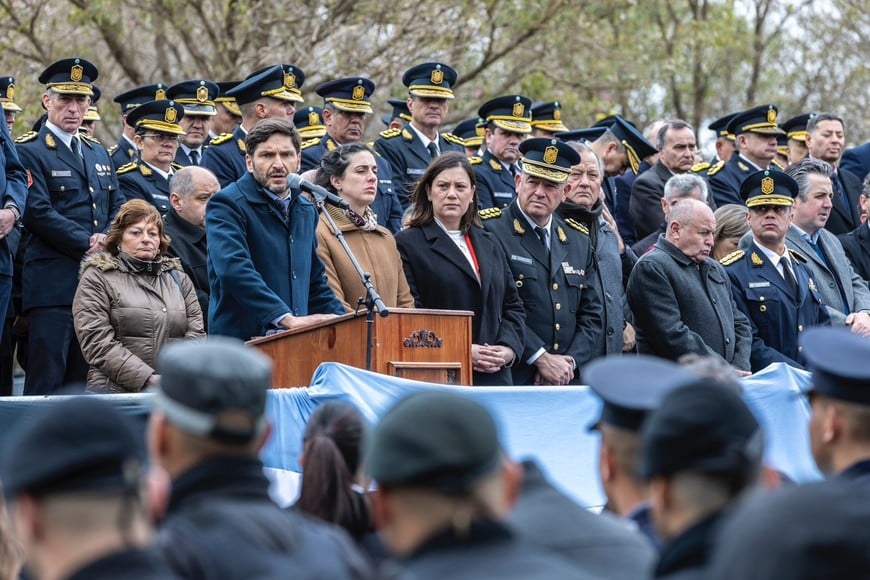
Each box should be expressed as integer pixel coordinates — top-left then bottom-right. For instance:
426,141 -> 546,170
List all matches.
782,260 -> 798,295
535,226 -> 549,252
189,150 -> 200,166
427,142 -> 439,160
71,136 -> 86,173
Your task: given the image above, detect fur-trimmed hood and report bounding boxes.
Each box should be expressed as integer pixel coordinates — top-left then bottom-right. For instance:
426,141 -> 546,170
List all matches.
79,252 -> 183,278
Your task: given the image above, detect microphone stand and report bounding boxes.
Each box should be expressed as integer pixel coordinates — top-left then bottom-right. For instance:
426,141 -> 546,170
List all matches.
315,197 -> 389,371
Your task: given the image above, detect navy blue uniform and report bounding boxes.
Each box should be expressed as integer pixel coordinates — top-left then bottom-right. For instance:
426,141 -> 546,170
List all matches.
108,135 -> 137,169
0,117 -> 27,328
17,126 -> 124,394
117,161 -> 176,216
373,126 -> 463,208
300,135 -> 403,233
707,155 -> 776,208
174,146 -> 206,168
482,203 -> 603,384
474,150 -> 517,210
722,243 -> 830,372
201,126 -> 247,189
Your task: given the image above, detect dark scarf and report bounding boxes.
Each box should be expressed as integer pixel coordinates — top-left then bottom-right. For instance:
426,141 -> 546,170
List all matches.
557,198 -> 602,248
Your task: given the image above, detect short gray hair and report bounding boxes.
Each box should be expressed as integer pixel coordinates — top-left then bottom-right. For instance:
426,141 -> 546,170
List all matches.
785,157 -> 832,201
664,173 -> 708,203
656,119 -> 695,151
566,140 -> 605,176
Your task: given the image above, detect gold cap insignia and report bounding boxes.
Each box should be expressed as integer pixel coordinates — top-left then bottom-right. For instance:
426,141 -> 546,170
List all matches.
6,85 -> 13,100
70,65 -> 83,82
165,106 -> 178,123
284,72 -> 296,90
543,145 -> 559,165
352,84 -> 365,101
431,68 -> 444,85
553,108 -> 561,121
155,88 -> 166,100
761,176 -> 775,195
308,110 -> 319,126
513,102 -> 525,118
767,107 -> 777,124
196,86 -> 208,102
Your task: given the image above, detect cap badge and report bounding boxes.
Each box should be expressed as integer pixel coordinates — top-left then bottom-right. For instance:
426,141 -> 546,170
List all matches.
165,106 -> 178,123
761,176 -> 775,195
553,108 -> 561,121
352,84 -> 365,101
430,68 -> 444,85
70,65 -> 83,82
543,145 -> 559,165
6,84 -> 13,100
284,72 -> 296,90
155,88 -> 166,100
308,110 -> 319,126
196,86 -> 209,102
513,102 -> 525,118
767,108 -> 777,124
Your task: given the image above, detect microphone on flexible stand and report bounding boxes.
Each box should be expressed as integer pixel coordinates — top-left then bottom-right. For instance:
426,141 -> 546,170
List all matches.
286,173 -> 350,210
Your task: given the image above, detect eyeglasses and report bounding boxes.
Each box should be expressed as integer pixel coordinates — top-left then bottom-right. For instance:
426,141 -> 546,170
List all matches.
142,133 -> 181,144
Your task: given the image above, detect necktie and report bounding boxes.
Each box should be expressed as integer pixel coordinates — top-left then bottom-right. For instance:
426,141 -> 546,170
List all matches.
534,226 -> 549,252
71,136 -> 86,173
427,142 -> 439,160
189,150 -> 200,166
781,260 -> 798,295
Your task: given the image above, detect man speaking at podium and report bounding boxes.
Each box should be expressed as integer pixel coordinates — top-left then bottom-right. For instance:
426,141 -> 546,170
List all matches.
206,118 -> 343,340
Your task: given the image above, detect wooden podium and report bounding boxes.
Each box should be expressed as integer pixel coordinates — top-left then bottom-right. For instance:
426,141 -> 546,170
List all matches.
246,308 -> 473,388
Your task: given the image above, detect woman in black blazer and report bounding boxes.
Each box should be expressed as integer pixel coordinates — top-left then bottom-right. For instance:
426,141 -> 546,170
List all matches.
395,152 -> 525,386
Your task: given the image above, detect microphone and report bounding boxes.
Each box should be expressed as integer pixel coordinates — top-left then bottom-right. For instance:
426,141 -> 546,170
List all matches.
287,174 -> 350,210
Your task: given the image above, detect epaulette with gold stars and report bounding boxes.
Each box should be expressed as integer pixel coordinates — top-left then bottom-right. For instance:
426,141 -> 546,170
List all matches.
478,207 -> 502,220
488,159 -> 502,171
442,132 -> 463,145
80,133 -> 101,145
14,131 -> 37,144
691,161 -> 710,173
300,137 -> 320,150
565,218 -> 590,235
469,156 -> 482,165
788,249 -> 808,264
116,162 -> 138,175
379,128 -> 401,139
719,250 -> 744,266
706,160 -> 725,176
209,132 -> 234,145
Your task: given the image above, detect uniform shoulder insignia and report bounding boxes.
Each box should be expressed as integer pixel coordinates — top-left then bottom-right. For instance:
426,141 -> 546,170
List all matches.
107,144 -> 118,154
442,132 -> 463,145
706,160 -> 725,176
488,159 -> 502,170
469,156 -> 482,165
300,137 -> 320,150
788,249 -> 808,263
691,161 -> 710,173
401,128 -> 413,141
478,207 -> 502,220
719,249 -> 745,266
116,162 -> 138,175
170,162 -> 183,171
209,132 -> 233,145
565,218 -> 590,235
771,159 -> 785,170
80,133 -> 101,145
15,131 -> 37,144
379,128 -> 401,139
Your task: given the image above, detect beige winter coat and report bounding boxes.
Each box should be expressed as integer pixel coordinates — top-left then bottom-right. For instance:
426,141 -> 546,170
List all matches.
73,252 -> 205,393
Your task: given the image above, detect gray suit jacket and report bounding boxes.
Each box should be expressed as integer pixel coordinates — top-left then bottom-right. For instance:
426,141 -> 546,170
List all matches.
786,225 -> 870,325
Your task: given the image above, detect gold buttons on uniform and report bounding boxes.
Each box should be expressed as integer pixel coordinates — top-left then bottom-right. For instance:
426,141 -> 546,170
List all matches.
89,186 -> 94,193
516,280 -> 523,288
553,343 -> 559,350
798,325 -> 804,332
93,220 -> 99,226
759,296 -> 765,301
552,283 -> 559,291
555,323 -> 560,331
760,305 -> 767,312
555,303 -> 561,310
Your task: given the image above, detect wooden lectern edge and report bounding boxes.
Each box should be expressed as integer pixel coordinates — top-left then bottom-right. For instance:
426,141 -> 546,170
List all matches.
244,308 -> 475,345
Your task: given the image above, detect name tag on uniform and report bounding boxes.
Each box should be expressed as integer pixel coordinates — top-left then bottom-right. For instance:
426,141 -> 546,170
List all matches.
511,254 -> 533,265
51,170 -> 72,177
749,281 -> 771,288
494,192 -> 514,198
406,169 -> 425,176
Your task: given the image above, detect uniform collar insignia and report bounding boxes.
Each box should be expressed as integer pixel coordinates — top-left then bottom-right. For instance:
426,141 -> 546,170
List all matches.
45,133 -> 56,149
513,218 -> 526,235
326,138 -> 336,151
237,138 -> 246,152
557,226 -> 567,244
751,252 -> 763,266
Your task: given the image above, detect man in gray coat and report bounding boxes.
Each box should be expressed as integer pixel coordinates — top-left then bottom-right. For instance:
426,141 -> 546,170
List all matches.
785,158 -> 870,336
627,198 -> 752,373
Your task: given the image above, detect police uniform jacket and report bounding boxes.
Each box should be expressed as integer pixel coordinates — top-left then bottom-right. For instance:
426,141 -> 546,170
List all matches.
65,548 -> 177,580
508,460 -> 655,580
627,236 -> 752,370
301,135 -> 404,233
156,456 -> 370,580
614,160 -> 652,247
838,458 -> 870,487
201,125 -> 247,189
837,222 -> 870,283
653,513 -> 723,580
206,172 -> 344,340
482,202 -> 603,384
117,161 -> 173,216
18,125 -> 123,311
373,125 -> 463,207
174,146 -> 206,168
109,134 -> 137,169
707,154 -> 763,208
400,518 -> 590,580
723,241 -> 830,372
0,117 -> 27,278
474,150 -> 517,210
825,167 -> 863,235
395,221 -> 525,386
165,209 -> 210,324
786,225 -> 870,325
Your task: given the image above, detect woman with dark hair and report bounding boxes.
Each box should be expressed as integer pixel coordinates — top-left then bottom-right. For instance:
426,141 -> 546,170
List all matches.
296,401 -> 373,542
395,152 -> 525,386
314,143 -> 414,311
72,199 -> 204,392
